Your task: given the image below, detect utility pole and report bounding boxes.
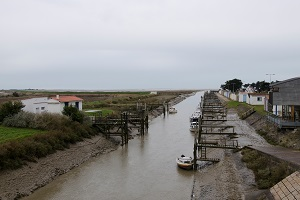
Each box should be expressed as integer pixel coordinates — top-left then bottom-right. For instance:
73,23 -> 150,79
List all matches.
231,83 -> 235,93
266,74 -> 275,83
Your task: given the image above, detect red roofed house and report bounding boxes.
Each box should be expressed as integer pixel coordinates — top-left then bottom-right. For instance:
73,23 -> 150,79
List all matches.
22,95 -> 83,114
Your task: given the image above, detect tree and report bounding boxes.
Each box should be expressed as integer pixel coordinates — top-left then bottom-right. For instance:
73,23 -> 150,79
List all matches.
243,81 -> 270,92
220,78 -> 243,92
0,101 -> 24,122
62,106 -> 84,123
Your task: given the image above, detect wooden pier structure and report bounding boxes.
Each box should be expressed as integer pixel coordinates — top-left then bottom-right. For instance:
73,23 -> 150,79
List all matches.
91,102 -> 150,145
193,91 -> 240,169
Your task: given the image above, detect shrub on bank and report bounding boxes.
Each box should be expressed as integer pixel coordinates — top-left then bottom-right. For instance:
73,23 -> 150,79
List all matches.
241,148 -> 293,189
0,112 -> 98,170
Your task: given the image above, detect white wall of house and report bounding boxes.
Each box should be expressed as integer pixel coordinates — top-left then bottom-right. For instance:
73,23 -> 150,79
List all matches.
229,93 -> 238,101
22,97 -> 49,114
238,92 -> 248,103
273,105 -> 282,116
224,90 -> 230,98
22,97 -> 83,114
248,95 -> 266,105
47,100 -> 61,113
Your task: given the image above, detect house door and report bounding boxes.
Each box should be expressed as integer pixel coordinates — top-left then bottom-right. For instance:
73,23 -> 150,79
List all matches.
243,95 -> 247,102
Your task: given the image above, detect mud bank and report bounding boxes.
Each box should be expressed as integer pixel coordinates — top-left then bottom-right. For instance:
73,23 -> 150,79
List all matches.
0,135 -> 119,200
0,93 -> 191,200
191,106 -> 270,199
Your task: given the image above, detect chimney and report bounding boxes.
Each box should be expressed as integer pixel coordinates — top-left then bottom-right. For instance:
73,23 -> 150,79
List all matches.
56,95 -> 59,99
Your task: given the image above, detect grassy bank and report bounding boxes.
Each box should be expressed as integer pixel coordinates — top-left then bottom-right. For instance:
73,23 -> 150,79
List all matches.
226,100 -> 267,117
0,113 -> 97,170
0,126 -> 45,144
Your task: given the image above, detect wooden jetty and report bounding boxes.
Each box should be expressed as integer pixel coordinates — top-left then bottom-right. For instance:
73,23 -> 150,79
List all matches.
193,91 -> 240,169
91,102 -> 150,145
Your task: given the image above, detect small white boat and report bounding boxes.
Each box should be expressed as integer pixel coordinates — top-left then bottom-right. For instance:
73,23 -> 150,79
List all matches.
189,121 -> 198,132
176,155 -> 193,170
169,107 -> 177,114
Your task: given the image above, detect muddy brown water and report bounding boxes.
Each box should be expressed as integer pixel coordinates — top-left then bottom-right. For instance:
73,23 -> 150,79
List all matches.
23,91 -> 204,200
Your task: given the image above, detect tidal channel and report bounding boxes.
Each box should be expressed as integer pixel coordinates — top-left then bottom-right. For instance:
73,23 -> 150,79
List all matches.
23,91 -> 204,200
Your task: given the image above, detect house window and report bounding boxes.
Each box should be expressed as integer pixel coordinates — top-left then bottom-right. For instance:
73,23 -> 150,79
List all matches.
272,87 -> 279,92
41,107 -> 45,110
65,102 -> 69,107
257,97 -> 262,101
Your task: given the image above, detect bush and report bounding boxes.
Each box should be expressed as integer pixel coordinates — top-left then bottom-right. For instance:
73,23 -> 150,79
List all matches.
0,101 -> 24,122
62,106 -> 85,123
0,112 -> 98,170
242,148 -> 293,189
3,111 -> 35,128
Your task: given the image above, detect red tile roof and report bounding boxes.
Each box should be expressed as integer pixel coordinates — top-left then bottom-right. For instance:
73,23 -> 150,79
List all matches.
51,96 -> 83,103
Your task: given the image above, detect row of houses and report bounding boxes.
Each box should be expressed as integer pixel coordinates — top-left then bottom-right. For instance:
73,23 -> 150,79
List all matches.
219,88 -> 268,106
219,77 -> 300,128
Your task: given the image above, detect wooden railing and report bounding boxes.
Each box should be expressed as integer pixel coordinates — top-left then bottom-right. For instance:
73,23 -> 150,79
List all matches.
240,107 -> 255,119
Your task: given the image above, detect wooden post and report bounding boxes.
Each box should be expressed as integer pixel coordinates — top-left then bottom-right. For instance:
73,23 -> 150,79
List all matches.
145,114 -> 149,132
166,103 -> 169,113
124,112 -> 129,144
198,116 -> 202,141
193,138 -> 197,170
141,109 -> 145,135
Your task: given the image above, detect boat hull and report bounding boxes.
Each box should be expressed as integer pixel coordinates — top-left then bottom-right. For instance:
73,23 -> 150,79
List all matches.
176,158 -> 193,170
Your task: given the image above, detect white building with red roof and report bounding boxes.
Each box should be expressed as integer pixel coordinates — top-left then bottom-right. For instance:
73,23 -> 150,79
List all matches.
21,95 -> 83,114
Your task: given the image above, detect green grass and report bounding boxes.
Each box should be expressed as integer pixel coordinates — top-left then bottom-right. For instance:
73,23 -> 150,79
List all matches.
0,125 -> 44,143
226,101 -> 250,109
84,109 -> 114,116
253,105 -> 268,115
227,101 -> 267,115
226,100 -> 240,108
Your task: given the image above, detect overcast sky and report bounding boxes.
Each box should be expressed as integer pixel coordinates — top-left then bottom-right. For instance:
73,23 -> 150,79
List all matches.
1,0 -> 300,90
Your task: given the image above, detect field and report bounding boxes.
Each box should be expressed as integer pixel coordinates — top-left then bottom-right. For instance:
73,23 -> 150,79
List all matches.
0,125 -> 44,143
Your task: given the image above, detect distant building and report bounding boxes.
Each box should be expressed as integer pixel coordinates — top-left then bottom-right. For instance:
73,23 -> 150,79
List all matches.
247,93 -> 268,105
238,91 -> 248,103
22,95 -> 83,114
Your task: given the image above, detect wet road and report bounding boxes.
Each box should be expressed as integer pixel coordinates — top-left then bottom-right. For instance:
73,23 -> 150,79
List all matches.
23,91 -> 204,200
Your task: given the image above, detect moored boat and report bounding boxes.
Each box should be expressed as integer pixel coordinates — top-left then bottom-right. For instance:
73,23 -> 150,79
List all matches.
176,155 -> 193,170
189,121 -> 198,132
169,107 -> 177,114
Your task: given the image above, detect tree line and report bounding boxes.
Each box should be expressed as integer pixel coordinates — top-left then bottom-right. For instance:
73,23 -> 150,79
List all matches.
220,78 -> 271,93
